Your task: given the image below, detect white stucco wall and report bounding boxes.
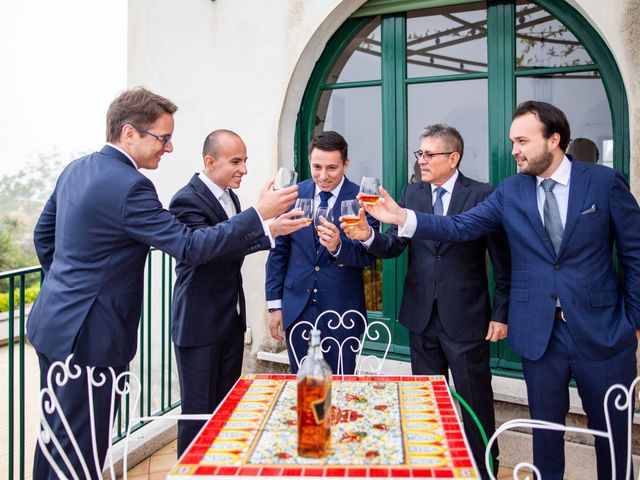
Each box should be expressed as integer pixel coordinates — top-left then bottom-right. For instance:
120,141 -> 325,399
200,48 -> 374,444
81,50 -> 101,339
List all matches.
127,0 -> 640,358
127,0 -> 367,354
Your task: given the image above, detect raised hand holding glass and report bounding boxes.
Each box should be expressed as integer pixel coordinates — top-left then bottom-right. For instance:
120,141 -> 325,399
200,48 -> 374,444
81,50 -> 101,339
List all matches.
314,207 -> 334,230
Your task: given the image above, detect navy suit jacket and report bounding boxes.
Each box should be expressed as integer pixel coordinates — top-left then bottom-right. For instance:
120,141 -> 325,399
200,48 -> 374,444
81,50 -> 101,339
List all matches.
28,146 -> 268,367
368,172 -> 510,340
265,177 -> 379,330
169,174 -> 271,347
412,160 -> 640,361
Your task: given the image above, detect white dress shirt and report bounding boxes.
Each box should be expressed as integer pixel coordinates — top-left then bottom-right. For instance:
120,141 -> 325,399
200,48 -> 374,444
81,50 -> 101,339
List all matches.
198,172 -> 274,246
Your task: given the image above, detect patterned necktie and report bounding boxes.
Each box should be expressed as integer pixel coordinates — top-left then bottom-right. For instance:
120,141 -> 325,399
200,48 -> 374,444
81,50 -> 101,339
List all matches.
319,190 -> 332,209
432,186 -> 447,216
541,178 -> 563,254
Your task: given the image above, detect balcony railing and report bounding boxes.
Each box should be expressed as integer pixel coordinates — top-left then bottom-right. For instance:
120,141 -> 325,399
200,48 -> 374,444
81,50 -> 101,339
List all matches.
1,249 -> 178,479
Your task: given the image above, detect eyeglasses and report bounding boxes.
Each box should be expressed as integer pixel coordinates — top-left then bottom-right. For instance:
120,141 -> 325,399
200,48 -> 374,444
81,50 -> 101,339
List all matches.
132,125 -> 172,148
413,151 -> 454,161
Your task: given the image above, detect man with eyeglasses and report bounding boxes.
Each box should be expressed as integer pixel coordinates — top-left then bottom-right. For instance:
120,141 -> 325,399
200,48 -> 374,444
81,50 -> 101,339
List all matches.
28,87 -> 299,479
341,124 -> 510,478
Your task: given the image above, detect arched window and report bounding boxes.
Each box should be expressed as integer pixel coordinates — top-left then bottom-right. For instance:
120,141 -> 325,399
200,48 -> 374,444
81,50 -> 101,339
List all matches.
295,0 -> 629,373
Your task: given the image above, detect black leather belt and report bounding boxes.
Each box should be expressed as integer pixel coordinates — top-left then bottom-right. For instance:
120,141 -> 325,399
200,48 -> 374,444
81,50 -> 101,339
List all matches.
554,307 -> 566,321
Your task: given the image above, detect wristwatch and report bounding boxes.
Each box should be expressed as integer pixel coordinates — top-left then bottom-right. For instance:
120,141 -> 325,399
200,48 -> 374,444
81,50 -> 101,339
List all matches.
268,308 -> 282,313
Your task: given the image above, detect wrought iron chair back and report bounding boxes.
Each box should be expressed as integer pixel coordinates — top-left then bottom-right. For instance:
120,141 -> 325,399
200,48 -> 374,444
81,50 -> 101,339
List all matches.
38,354 -> 210,479
484,375 -> 640,480
288,309 -> 391,375
37,354 -> 133,479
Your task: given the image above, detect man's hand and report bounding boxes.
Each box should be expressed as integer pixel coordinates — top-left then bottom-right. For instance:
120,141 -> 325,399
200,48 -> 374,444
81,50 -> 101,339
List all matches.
340,208 -> 371,241
268,309 -> 285,340
637,329 -> 640,341
317,217 -> 341,252
360,186 -> 407,226
486,321 -> 508,342
269,209 -> 309,238
255,180 -> 298,219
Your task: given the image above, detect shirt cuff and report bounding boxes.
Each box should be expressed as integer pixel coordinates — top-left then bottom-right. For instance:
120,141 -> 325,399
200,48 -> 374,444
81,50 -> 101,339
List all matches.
360,227 -> 375,248
254,208 -> 275,248
398,209 -> 417,238
267,300 -> 282,309
329,242 -> 342,257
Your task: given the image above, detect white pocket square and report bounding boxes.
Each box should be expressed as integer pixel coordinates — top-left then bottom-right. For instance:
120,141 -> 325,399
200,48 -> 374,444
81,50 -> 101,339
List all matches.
580,204 -> 596,215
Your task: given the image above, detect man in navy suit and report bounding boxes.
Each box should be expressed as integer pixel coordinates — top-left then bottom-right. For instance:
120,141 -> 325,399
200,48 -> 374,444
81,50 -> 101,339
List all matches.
265,131 -> 379,374
362,101 -> 640,479
342,124 -> 510,478
28,88 -> 298,479
169,129 -> 307,456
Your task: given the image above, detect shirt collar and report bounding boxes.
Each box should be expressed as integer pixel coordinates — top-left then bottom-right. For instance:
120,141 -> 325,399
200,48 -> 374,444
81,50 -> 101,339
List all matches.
198,171 -> 226,200
536,155 -> 571,188
431,169 -> 459,195
106,142 -> 139,169
314,176 -> 345,198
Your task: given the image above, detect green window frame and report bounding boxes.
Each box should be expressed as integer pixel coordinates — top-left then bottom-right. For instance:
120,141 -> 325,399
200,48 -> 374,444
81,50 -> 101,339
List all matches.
294,0 -> 629,375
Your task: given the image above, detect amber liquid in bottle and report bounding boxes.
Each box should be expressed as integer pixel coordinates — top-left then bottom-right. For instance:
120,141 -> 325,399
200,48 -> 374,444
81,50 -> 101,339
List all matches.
297,329 -> 332,458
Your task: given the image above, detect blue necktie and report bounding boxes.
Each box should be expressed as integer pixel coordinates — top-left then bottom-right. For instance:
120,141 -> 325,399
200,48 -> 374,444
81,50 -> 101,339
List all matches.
319,191 -> 332,208
541,178 -> 563,254
433,187 -> 446,216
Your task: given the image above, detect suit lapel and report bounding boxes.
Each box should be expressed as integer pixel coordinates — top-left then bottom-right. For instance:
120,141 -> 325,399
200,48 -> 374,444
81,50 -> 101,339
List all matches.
558,160 -> 591,258
446,173 -> 471,216
191,175 -> 228,220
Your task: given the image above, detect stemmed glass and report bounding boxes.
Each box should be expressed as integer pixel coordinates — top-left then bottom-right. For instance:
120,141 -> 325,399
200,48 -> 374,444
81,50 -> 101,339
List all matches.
359,177 -> 381,204
294,198 -> 313,225
340,199 -> 360,225
274,167 -> 298,190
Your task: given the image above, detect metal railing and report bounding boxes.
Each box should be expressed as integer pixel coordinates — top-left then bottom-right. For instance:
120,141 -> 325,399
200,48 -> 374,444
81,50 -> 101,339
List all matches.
1,249 -> 177,479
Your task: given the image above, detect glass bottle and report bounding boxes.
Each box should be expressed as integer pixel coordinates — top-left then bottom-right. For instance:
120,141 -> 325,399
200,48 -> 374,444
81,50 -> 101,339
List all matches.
297,329 -> 332,457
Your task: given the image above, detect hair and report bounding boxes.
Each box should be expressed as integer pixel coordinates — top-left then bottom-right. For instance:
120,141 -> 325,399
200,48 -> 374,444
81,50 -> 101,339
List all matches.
202,129 -> 241,158
308,131 -> 348,163
513,100 -> 571,151
567,137 -> 599,163
419,124 -> 464,162
106,87 -> 177,142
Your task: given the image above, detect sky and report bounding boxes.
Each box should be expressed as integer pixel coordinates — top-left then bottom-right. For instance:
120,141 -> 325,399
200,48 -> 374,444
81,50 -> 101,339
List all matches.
0,0 -> 127,177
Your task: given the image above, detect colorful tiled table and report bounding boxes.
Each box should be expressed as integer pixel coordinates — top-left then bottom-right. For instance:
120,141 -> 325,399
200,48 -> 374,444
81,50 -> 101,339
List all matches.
168,374 -> 479,479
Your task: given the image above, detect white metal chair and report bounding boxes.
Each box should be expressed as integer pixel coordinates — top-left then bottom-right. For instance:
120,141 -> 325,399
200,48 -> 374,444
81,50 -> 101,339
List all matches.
288,309 -> 391,375
38,354 -> 209,479
484,375 -> 640,480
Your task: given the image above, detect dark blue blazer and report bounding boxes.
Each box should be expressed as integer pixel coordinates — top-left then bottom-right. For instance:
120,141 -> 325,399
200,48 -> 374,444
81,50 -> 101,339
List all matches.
169,174 -> 271,347
265,177 -> 378,330
412,159 -> 640,361
28,146 -> 267,367
368,172 -> 510,340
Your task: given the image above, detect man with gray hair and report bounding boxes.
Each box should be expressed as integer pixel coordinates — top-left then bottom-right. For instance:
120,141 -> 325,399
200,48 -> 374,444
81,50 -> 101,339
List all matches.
342,124 -> 510,478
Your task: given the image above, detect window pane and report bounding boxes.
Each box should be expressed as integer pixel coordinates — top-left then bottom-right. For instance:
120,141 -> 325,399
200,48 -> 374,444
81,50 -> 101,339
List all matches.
516,2 -> 594,69
517,74 -> 612,167
407,79 -> 489,182
314,86 -> 383,311
406,2 -> 487,78
325,17 -> 381,84
315,87 -> 382,180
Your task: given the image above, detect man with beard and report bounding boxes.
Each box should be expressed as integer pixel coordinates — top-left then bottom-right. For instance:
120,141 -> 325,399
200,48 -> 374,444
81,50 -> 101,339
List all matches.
359,101 -> 640,479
